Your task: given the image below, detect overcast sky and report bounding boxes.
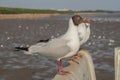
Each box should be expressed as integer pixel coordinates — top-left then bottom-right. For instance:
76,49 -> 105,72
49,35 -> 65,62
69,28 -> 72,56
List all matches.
0,0 -> 120,11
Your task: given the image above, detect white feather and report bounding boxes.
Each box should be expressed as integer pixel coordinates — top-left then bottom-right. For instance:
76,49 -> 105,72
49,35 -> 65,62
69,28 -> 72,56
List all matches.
78,23 -> 90,45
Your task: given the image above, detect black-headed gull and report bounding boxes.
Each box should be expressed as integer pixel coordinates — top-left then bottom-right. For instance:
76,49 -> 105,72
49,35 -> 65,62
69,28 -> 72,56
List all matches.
15,15 -> 92,74
78,21 -> 91,45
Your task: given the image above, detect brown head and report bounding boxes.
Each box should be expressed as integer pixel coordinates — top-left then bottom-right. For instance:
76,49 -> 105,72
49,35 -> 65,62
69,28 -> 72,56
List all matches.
72,15 -> 93,26
72,15 -> 83,26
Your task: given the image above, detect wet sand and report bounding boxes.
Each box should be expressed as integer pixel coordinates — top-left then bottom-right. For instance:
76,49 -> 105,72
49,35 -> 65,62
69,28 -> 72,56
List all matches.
0,14 -> 120,80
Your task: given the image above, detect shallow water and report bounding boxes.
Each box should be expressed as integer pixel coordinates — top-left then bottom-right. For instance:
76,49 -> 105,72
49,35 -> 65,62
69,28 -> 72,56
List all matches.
0,13 -> 120,80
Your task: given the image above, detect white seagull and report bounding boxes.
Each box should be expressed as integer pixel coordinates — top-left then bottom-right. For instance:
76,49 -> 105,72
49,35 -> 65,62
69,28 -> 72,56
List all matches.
15,15 -> 92,74
78,18 -> 91,45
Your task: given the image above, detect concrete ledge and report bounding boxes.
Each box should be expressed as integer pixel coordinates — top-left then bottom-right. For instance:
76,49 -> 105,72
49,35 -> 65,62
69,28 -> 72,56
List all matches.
53,49 -> 96,80
115,47 -> 120,80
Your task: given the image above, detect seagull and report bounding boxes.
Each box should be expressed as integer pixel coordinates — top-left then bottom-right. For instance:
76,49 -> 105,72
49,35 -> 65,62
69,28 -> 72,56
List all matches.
78,18 -> 91,45
68,17 -> 92,64
15,15 -> 92,74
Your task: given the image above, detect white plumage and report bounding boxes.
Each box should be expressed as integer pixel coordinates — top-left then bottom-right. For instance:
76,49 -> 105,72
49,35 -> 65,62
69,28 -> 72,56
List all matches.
78,23 -> 90,45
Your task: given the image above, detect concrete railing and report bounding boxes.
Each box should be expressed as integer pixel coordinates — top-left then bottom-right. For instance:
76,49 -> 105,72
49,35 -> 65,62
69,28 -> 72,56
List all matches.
53,50 -> 96,80
115,47 -> 120,80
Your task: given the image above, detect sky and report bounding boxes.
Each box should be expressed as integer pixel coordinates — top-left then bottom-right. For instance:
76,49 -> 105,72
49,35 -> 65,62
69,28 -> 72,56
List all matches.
0,0 -> 120,11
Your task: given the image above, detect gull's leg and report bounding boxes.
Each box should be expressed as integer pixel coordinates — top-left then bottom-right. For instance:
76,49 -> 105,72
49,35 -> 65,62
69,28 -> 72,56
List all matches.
57,59 -> 70,75
58,59 -> 62,72
70,53 -> 83,64
74,53 -> 83,58
70,57 -> 79,64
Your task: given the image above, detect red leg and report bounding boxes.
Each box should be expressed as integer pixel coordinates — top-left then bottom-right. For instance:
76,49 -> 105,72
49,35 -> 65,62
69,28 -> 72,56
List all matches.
70,53 -> 82,64
74,53 -> 83,58
58,59 -> 62,73
57,59 -> 70,75
70,58 -> 79,64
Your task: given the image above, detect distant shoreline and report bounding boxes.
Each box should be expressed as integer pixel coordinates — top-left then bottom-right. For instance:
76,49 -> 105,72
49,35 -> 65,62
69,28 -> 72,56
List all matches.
0,13 -> 98,19
0,13 -> 62,19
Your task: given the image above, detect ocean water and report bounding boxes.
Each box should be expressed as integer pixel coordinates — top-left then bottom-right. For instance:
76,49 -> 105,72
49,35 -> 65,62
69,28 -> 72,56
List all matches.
0,13 -> 120,80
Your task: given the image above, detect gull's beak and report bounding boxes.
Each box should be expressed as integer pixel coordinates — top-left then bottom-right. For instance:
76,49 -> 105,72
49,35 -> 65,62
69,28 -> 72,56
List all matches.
82,17 -> 94,23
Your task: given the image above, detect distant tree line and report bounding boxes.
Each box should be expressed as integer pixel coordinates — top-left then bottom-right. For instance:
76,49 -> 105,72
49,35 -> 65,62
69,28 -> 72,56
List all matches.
0,7 -> 74,14
0,7 -> 119,14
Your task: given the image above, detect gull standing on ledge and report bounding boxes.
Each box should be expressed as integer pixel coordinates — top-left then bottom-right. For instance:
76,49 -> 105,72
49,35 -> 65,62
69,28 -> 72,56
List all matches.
15,15 -> 92,74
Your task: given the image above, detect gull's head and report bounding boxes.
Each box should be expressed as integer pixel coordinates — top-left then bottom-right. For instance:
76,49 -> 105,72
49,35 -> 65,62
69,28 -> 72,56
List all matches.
71,15 -> 93,26
72,15 -> 83,26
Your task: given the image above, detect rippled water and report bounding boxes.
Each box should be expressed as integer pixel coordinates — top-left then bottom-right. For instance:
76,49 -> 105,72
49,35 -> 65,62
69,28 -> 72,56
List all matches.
0,13 -> 120,80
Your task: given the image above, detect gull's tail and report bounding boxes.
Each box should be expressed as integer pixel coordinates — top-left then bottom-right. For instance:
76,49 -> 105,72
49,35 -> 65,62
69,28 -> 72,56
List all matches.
14,47 -> 29,51
37,39 -> 50,43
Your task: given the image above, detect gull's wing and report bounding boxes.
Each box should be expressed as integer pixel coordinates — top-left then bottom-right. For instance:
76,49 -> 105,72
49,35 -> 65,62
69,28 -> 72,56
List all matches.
28,38 -> 71,59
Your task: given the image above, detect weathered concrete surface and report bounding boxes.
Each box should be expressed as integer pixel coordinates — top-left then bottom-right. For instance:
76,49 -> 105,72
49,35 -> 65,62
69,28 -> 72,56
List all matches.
115,47 -> 120,80
53,50 -> 96,80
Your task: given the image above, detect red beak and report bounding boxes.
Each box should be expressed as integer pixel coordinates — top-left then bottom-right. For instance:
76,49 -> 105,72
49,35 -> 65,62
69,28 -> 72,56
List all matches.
82,18 -> 94,23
